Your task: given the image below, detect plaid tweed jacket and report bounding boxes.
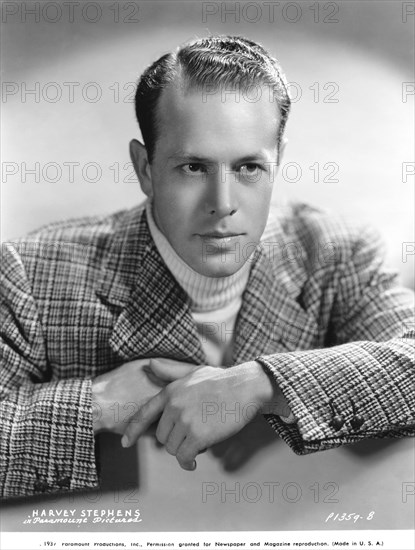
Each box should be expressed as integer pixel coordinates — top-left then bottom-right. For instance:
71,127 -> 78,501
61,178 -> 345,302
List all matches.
1,201 -> 414,498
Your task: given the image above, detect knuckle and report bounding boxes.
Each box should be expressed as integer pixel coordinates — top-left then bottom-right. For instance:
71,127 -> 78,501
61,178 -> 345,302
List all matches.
169,395 -> 183,412
179,410 -> 193,427
165,442 -> 177,456
136,409 -> 146,423
186,421 -> 198,440
135,412 -> 149,427
155,428 -> 165,445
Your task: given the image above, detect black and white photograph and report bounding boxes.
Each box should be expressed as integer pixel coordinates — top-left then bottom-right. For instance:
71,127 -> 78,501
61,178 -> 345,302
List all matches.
0,1 -> 414,549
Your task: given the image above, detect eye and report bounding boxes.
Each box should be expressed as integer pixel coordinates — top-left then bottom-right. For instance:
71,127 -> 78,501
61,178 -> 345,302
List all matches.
181,163 -> 207,174
239,163 -> 263,178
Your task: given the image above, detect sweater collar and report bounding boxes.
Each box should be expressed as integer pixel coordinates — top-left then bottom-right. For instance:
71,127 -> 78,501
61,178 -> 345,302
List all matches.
145,200 -> 251,313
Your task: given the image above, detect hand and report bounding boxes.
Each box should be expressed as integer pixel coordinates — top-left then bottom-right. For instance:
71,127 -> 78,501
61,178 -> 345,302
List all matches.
92,357 -> 200,435
91,359 -> 159,435
121,360 -> 277,470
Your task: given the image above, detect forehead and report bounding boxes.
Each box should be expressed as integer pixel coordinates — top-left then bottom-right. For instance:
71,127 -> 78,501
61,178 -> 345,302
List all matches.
154,80 -> 280,157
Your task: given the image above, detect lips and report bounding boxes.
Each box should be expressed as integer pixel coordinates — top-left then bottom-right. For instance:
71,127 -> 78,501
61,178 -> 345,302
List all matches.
196,233 -> 244,248
201,232 -> 241,238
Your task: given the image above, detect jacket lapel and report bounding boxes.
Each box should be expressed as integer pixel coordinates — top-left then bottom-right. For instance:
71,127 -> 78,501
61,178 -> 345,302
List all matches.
95,205 -> 206,364
232,216 -> 318,364
96,202 -> 318,368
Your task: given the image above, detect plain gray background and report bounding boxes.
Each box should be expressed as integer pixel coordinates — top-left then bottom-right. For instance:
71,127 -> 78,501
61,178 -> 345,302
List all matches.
1,0 -> 414,287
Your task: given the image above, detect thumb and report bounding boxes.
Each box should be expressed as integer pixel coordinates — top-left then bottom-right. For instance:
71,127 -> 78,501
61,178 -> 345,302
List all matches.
150,357 -> 199,382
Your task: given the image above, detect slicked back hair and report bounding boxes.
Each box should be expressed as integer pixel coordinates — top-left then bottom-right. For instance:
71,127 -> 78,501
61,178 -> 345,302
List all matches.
134,35 -> 291,164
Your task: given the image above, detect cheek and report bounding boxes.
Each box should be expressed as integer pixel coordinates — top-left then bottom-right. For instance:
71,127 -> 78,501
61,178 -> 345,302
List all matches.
241,187 -> 273,237
153,187 -> 196,236
243,183 -> 273,214
154,173 -> 202,216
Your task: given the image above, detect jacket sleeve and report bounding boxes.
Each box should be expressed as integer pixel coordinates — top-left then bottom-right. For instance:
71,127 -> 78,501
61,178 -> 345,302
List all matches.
256,225 -> 415,455
0,243 -> 99,498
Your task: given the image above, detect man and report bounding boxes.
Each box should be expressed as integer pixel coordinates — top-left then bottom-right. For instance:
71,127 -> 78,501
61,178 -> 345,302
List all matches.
1,35 -> 414,498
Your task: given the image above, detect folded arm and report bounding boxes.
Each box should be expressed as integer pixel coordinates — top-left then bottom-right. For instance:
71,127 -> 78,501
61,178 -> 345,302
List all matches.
257,225 -> 415,454
0,243 -> 99,498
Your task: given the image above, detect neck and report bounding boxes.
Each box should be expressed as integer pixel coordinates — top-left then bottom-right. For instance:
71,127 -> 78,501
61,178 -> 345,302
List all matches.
145,200 -> 252,313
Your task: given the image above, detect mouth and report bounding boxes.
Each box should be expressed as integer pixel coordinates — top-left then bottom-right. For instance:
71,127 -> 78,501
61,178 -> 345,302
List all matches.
200,232 -> 242,238
197,232 -> 244,243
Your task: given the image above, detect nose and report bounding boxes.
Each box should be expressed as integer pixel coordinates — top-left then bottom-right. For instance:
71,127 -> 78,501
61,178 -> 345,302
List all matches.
205,167 -> 238,218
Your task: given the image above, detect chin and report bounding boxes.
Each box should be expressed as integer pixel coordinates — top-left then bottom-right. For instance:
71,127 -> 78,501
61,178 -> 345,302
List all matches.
193,259 -> 247,278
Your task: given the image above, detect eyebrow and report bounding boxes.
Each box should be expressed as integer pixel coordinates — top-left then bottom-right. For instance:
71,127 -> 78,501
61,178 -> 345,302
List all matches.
168,151 -> 272,164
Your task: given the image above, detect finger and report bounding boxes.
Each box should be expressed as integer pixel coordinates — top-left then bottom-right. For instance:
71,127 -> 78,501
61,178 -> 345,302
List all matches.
122,390 -> 167,448
164,423 -> 187,456
176,438 -> 202,471
155,412 -> 175,445
142,364 -> 169,388
150,358 -> 199,382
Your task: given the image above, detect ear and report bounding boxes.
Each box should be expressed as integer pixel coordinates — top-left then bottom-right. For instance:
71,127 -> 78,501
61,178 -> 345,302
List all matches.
277,136 -> 288,166
129,139 -> 153,198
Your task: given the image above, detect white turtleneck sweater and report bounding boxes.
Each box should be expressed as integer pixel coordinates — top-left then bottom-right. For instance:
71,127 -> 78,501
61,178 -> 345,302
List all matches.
146,200 -> 251,366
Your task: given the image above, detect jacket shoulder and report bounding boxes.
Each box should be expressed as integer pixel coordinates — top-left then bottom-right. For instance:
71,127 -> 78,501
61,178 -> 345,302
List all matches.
2,203 -> 146,269
263,201 -> 385,270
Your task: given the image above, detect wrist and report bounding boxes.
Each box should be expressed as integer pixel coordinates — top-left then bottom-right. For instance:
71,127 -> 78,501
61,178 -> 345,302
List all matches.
236,361 -> 294,421
235,361 -> 275,406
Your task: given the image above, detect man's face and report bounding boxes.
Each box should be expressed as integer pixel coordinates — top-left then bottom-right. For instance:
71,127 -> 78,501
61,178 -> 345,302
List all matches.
143,82 -> 280,277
